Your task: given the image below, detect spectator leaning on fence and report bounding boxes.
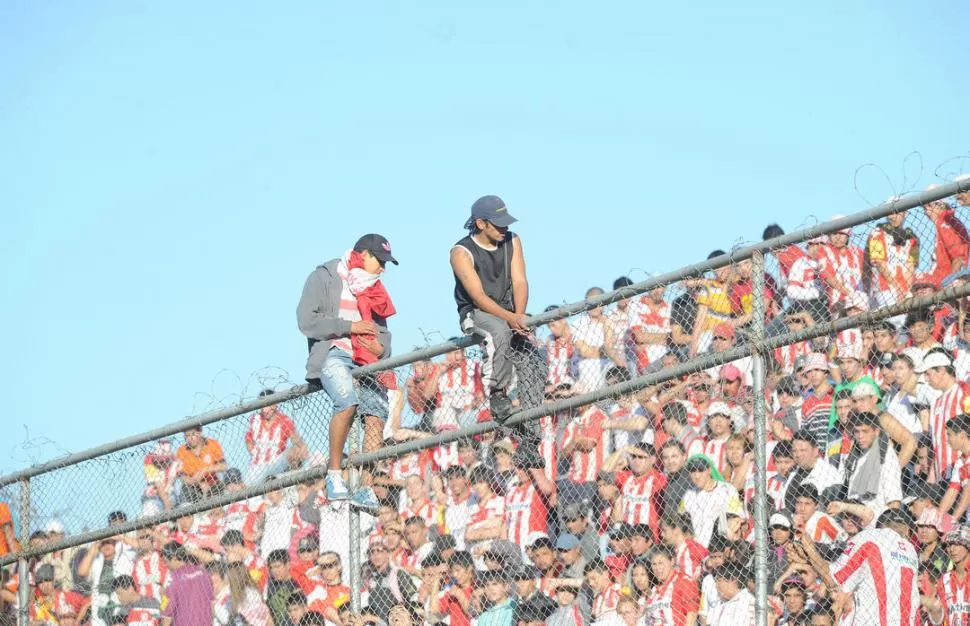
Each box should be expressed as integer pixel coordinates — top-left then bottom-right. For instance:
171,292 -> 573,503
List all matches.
297,233 -> 399,505
450,195 -> 546,465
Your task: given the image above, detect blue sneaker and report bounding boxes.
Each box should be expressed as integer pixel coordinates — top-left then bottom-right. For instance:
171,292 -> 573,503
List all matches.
325,473 -> 350,501
351,487 -> 380,510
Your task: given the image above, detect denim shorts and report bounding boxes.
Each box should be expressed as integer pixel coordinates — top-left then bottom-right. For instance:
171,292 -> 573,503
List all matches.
319,348 -> 389,420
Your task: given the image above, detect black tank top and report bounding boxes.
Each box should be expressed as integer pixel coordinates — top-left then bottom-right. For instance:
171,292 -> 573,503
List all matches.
453,233 -> 515,317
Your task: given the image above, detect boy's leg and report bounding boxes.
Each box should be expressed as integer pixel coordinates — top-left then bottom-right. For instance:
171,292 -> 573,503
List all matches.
350,376 -> 389,509
318,349 -> 361,500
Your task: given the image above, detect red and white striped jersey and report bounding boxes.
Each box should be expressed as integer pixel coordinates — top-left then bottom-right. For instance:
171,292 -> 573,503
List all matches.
400,499 -> 444,532
786,255 -> 821,301
191,512 -> 226,546
835,328 -> 864,356
929,382 -> 970,478
950,455 -> 970,498
225,498 -> 264,540
674,540 -> 708,580
935,569 -> 970,626
133,552 -> 168,601
774,341 -> 814,375
467,494 -> 505,533
538,413 -> 560,483
866,227 -> 918,296
617,470 -> 667,528
630,299 -> 672,335
644,572 -> 701,626
592,584 -> 623,620
437,359 -> 482,410
504,483 -> 549,549
242,553 -> 269,594
767,473 -> 787,510
629,299 -> 671,366
389,450 -> 432,482
562,406 -> 609,483
245,413 -> 296,468
702,436 -> 729,476
685,400 -> 705,431
818,244 -> 864,307
830,527 -> 919,626
143,459 -> 181,500
546,335 -> 577,388
431,442 -> 461,472
804,510 -> 846,546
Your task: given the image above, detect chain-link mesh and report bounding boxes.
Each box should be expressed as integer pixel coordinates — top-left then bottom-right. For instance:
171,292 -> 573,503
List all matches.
2,184 -> 970,626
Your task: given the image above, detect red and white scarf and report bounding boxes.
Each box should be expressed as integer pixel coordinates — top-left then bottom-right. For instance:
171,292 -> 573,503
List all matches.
333,250 -> 380,353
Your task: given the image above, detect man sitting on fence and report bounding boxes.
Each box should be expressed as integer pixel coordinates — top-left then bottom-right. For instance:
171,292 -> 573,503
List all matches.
297,234 -> 399,505
450,195 -> 546,464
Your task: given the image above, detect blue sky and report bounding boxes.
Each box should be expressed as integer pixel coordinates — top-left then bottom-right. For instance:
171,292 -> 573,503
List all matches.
2,0 -> 969,481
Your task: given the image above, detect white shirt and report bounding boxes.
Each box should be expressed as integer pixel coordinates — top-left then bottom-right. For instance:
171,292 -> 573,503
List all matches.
680,482 -> 739,547
708,588 -> 755,625
572,314 -> 612,393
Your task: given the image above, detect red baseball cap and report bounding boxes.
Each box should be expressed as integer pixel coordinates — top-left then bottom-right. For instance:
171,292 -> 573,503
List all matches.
712,322 -> 735,340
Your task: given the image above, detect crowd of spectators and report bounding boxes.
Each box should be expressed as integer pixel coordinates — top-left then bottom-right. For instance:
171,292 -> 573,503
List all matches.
3,185 -> 970,626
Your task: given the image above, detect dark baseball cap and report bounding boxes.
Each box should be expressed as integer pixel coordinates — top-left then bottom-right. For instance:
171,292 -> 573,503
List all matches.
220,529 -> 245,547
464,195 -> 518,230
353,234 -> 399,266
224,468 -> 244,485
36,564 -> 55,582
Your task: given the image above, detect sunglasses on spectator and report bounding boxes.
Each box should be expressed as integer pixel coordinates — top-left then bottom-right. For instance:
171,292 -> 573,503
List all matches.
713,336 -> 731,341
628,453 -> 651,460
320,560 -> 340,569
298,547 -> 316,554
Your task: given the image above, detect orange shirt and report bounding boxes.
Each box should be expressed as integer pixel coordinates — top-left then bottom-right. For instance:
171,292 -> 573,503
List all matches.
0,502 -> 18,556
176,439 -> 225,483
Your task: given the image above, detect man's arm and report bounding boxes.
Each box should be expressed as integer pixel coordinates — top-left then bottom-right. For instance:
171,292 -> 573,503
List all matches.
297,269 -> 353,341
510,235 -> 528,315
450,247 -> 527,330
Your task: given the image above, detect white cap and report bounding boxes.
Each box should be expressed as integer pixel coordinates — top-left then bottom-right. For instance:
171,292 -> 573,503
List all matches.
923,351 -> 954,371
830,214 -> 852,235
955,173 -> 970,183
900,347 -> 925,373
802,352 -> 829,373
44,519 -> 65,535
769,513 -> 792,529
836,342 -> 864,361
706,401 -> 733,418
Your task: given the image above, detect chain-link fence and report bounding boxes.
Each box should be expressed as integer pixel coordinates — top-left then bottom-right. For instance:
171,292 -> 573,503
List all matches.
2,178 -> 970,626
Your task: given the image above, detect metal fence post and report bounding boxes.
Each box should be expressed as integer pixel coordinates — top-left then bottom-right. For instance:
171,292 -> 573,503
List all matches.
348,416 -> 362,614
751,252 -> 769,626
18,478 -> 30,626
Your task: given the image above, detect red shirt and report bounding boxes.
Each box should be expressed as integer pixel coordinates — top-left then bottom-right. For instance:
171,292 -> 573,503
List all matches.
929,209 -> 970,285
439,585 -> 473,626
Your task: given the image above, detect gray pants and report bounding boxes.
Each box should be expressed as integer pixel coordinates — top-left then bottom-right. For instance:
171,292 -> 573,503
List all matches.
462,309 -> 547,443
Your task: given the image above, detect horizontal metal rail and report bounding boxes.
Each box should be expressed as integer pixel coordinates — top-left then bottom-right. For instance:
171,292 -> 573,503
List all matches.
3,280 -> 966,567
0,178 -> 966,489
